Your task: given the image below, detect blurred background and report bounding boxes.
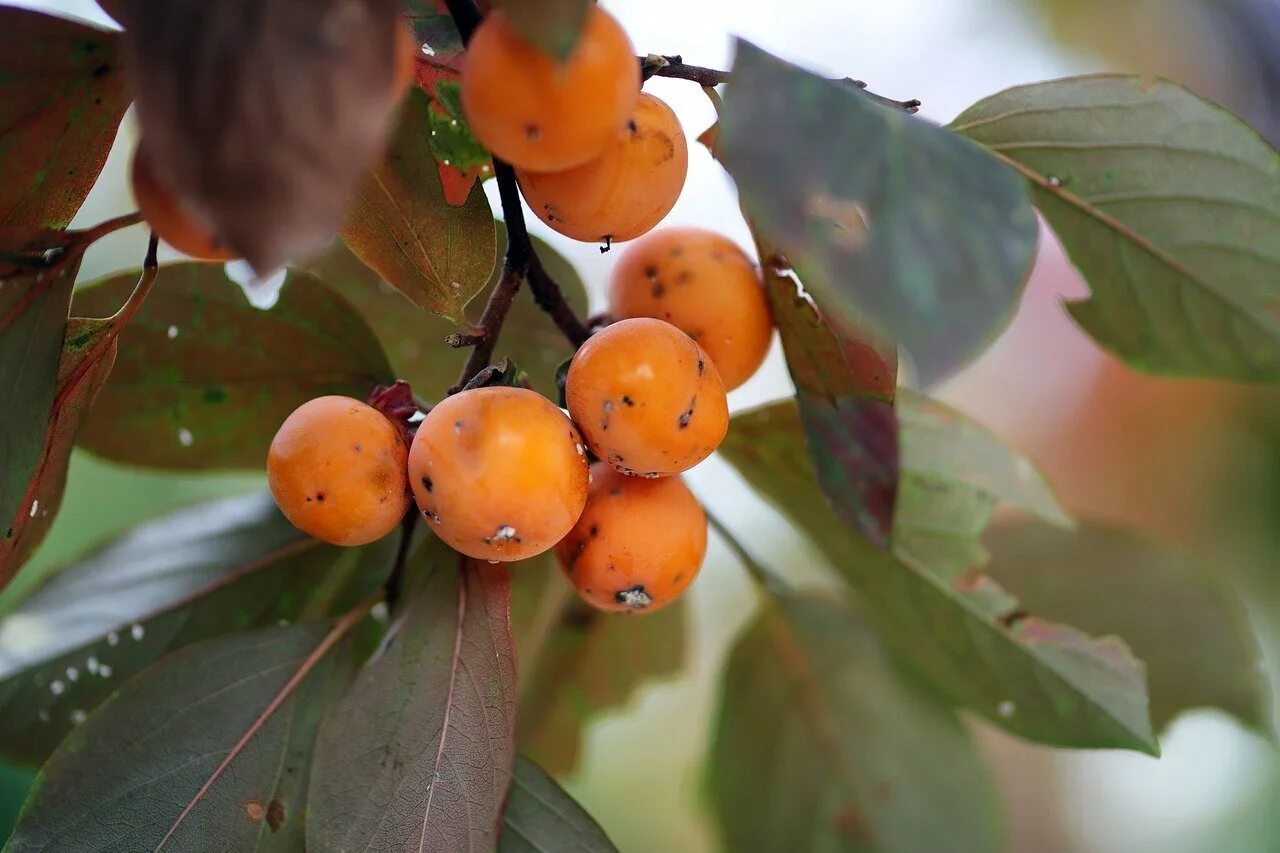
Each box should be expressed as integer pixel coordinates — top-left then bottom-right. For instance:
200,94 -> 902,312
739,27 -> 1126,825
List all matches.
5,0 -> 1280,849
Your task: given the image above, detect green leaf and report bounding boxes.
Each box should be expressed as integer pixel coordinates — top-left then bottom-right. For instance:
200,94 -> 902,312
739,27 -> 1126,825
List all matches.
500,756 -> 617,852
493,0 -> 592,62
710,594 -> 1001,852
0,491 -> 393,766
307,543 -> 516,850
720,401 -> 1157,754
0,10 -> 128,229
984,521 -> 1270,735
1,229 -> 87,590
951,75 -> 1280,381
719,41 -> 1038,384
428,80 -> 490,172
340,87 -> 496,324
71,262 -> 393,470
510,561 -> 687,776
307,224 -> 587,399
7,622 -> 361,850
0,315 -> 117,598
893,388 -> 1071,577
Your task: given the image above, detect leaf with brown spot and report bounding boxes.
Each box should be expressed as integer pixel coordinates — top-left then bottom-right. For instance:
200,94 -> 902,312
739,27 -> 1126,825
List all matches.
509,560 -> 687,776
722,402 -> 1156,754
710,594 -> 1001,852
72,262 -> 393,470
0,228 -> 95,590
0,491 -> 395,766
340,86 -> 497,324
117,0 -> 406,271
7,619 -> 367,850
307,541 -> 517,851
0,9 -> 128,229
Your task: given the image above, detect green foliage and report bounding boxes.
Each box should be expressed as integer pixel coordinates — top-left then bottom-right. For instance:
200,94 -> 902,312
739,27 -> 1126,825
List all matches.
721,401 -> 1157,754
985,521 -> 1270,735
7,624 -> 360,850
0,9 -> 127,229
72,264 -> 393,470
500,757 -> 617,852
493,0 -> 593,62
953,75 -> 1280,380
0,492 -> 394,766
341,87 -> 496,325
428,81 -> 491,172
307,541 -> 516,851
721,41 -> 1038,384
710,594 -> 1001,852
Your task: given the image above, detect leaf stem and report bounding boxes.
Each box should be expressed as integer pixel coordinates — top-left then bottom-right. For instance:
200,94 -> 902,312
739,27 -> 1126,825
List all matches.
77,210 -> 145,246
705,506 -> 788,595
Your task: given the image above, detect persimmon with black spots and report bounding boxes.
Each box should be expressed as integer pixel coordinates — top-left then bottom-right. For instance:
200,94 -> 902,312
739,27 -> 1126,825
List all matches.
609,226 -> 774,390
267,396 -> 410,546
517,93 -> 688,244
556,463 -> 707,612
409,386 -> 589,561
566,317 -> 728,477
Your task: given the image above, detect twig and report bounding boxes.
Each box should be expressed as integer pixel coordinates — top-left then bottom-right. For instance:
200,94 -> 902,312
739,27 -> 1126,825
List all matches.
384,510 -> 418,612
77,210 -> 145,247
705,506 -> 788,595
527,252 -> 590,346
642,54 -> 921,113
445,331 -> 485,348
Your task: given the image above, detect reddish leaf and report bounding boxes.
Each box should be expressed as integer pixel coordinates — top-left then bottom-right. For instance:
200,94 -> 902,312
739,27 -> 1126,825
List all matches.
0,9 -> 128,228
307,542 -> 517,850
341,87 -> 496,324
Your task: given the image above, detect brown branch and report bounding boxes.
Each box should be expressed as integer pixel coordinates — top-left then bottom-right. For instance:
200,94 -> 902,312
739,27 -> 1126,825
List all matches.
527,252 -> 590,347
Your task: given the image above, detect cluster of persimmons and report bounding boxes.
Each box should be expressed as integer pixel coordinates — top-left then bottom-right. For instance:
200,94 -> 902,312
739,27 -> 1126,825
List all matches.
130,7 -> 776,612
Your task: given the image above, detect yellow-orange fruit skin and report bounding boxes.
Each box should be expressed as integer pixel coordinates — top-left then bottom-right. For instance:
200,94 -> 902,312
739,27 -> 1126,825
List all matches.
556,464 -> 706,613
460,7 -> 639,172
131,145 -> 236,262
566,317 -> 728,477
609,227 -> 774,390
409,386 -> 589,561
267,396 -> 410,547
517,93 -> 688,244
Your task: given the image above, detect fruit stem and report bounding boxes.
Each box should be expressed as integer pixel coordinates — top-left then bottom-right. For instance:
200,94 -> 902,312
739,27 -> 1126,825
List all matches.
384,509 -> 419,612
705,506 -> 789,596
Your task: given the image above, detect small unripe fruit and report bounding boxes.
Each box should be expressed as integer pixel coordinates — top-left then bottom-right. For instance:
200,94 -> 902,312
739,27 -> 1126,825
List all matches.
609,227 -> 774,390
566,317 -> 728,477
268,396 -> 410,546
556,463 -> 707,612
461,7 -> 639,172
409,386 -> 589,561
131,145 -> 234,262
517,93 -> 688,244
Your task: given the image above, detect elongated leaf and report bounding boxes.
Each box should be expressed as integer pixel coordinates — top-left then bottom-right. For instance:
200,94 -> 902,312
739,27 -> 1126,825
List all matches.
8,623 -> 360,850
308,544 -> 516,851
499,757 -> 616,852
720,41 -> 1038,384
494,0 -> 591,61
711,594 -> 1000,852
0,316 -> 116,591
341,87 -> 496,324
511,563 -> 687,776
72,263 -> 393,469
951,75 -> 1280,380
985,521 -> 1269,734
893,389 -> 1070,577
0,491 -> 393,765
309,225 -> 587,398
721,401 -> 1156,754
0,10 -> 128,228
1,229 -> 87,586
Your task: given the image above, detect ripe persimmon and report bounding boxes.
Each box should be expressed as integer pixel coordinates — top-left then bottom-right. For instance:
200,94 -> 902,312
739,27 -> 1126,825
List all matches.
409,386 -> 589,561
556,463 -> 706,612
267,396 -> 410,546
517,93 -> 688,244
460,7 -> 639,172
566,317 -> 728,477
608,227 -> 774,390
130,145 -> 234,262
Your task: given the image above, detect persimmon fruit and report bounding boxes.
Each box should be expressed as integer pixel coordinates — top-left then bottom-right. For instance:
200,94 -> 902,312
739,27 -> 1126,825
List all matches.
408,386 -> 589,561
130,145 -> 234,262
267,396 -> 410,546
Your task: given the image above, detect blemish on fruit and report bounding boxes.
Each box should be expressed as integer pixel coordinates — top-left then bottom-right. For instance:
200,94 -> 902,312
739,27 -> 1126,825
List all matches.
354,443 -> 363,453
524,123 -> 541,140
315,492 -> 326,503
615,585 -> 653,609
621,395 -> 635,406
421,475 -> 433,492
